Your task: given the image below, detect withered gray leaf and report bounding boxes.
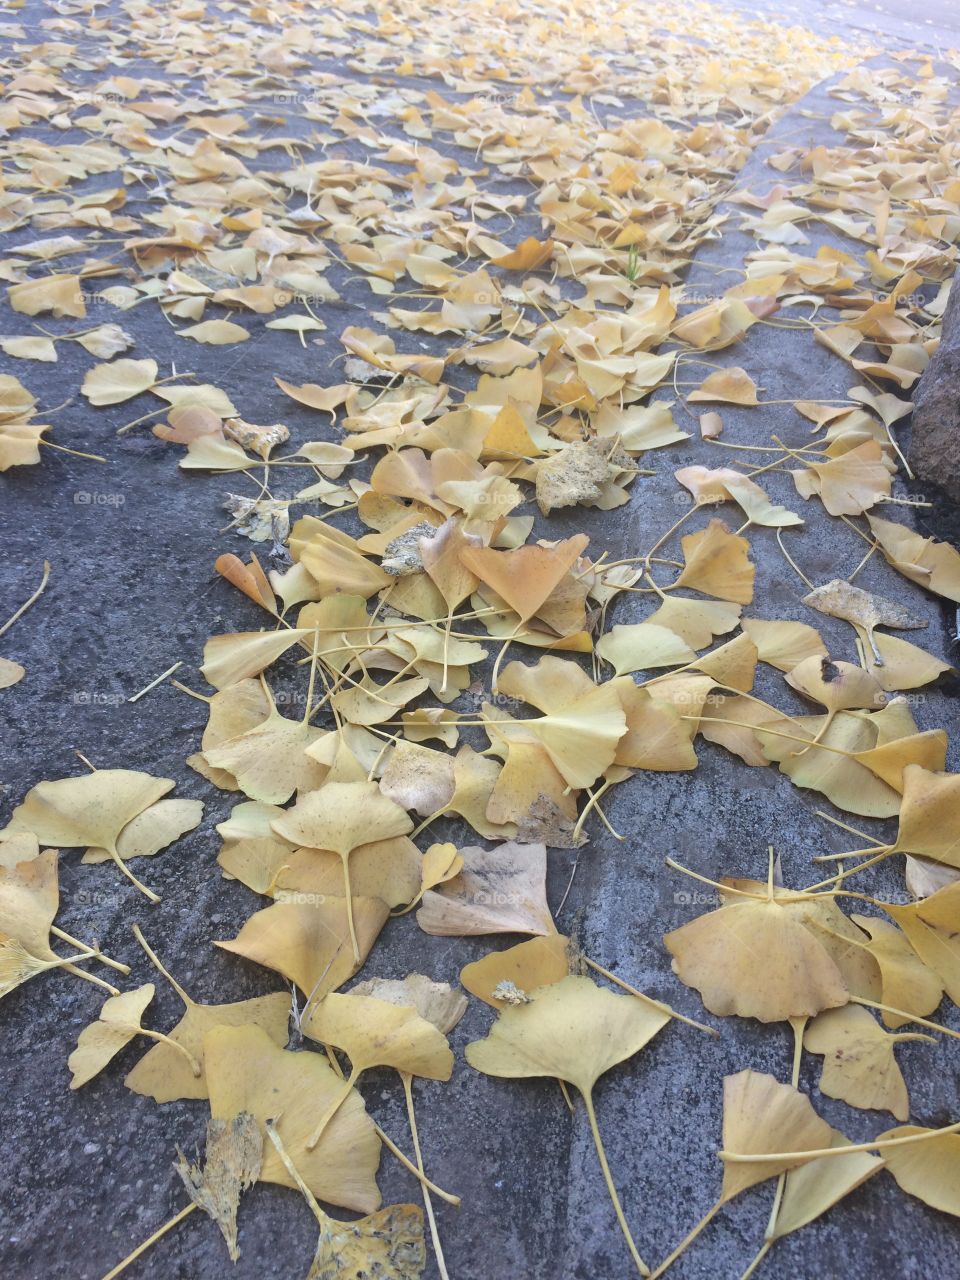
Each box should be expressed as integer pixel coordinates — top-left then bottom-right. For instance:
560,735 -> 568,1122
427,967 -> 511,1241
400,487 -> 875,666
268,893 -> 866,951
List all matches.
803,578 -> 926,665
175,1111 -> 263,1261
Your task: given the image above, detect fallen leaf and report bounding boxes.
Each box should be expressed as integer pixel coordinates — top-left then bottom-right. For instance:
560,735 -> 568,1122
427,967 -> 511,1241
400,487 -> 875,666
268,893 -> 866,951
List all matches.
174,1113 -> 263,1261
68,984 -> 156,1088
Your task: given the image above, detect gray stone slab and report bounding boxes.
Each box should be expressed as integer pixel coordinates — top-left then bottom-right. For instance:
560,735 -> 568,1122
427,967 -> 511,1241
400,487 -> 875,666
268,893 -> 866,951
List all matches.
911,273 -> 960,504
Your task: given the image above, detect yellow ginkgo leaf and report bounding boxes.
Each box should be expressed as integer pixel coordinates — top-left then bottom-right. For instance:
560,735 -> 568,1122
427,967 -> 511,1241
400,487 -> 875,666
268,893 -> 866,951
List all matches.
0,374 -> 37,423
189,678 -> 273,789
753,711 -> 870,809
664,872 -> 849,1022
466,975 -> 670,1276
867,515 -> 960,603
333,676 -> 431,728
298,530 -> 392,600
849,914 -> 943,1030
0,420 -> 49,471
804,1005 -> 930,1120
786,654 -> 886,715
687,366 -> 758,405
418,519 -> 482,612
0,335 -> 58,362
302,990 -> 454,1149
214,553 -> 277,615
75,323 -> 134,359
427,743 -> 495,822
658,1071 -> 852,1276
68,984 -> 156,1088
792,441 -> 891,516
878,1126 -> 960,1216
769,1131 -> 883,1241
493,656 -> 627,788
718,1069 -> 836,1201
460,535 -> 589,623
83,797 -> 204,865
697,693 -> 774,766
490,236 -> 555,271
465,972 -> 668,1092
203,708 -> 326,804
741,617 -> 827,672
460,934 -> 571,1007
179,318 -> 250,344
200,629 -> 312,689
782,654 -> 886,753
81,358 -> 158,405
217,893 -> 388,996
671,297 -> 756,350
881,876 -> 960,1006
271,781 -> 412,961
645,598 -> 742,649
689,632 -> 758,692
337,974 -> 463,1274
672,519 -> 755,603
419,842 -> 463,894
179,432 -> 255,471
4,768 -> 175,901
594,400 -> 689,453
675,466 -> 802,527
304,991 -> 454,1083
0,851 -> 120,1003
274,377 -> 353,417
153,384 -> 238,416
205,1024 -> 382,1213
860,765 -> 960,870
893,766 -> 960,864
8,274 -> 85,318
596,623 -> 695,675
124,928 -> 289,1103
858,631 -> 953,693
612,680 -> 698,772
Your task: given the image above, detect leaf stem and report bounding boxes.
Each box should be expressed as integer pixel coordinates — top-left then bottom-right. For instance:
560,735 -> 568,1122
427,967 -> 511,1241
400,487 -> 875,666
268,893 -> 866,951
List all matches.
374,1122 -> 461,1205
137,1028 -> 202,1076
402,1071 -> 450,1280
582,1088 -> 650,1276
649,1198 -> 723,1279
739,1240 -> 773,1280
850,996 -> 960,1042
720,1117 -> 960,1164
133,925 -> 193,1003
584,958 -> 718,1036
57,957 -> 121,995
105,846 -> 160,903
127,661 -> 183,704
340,854 -> 362,965
306,1070 -> 358,1151
41,440 -> 108,463
99,1202 -> 198,1280
0,560 -> 50,638
50,926 -> 129,973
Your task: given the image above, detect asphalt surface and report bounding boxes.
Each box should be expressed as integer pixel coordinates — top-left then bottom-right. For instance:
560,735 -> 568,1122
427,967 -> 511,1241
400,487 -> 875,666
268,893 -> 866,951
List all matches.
1,2 -> 959,1279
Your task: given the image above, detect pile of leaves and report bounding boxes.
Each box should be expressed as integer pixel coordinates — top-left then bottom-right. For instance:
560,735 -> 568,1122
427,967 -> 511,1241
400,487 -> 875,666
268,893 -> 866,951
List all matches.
2,0 -> 960,1275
